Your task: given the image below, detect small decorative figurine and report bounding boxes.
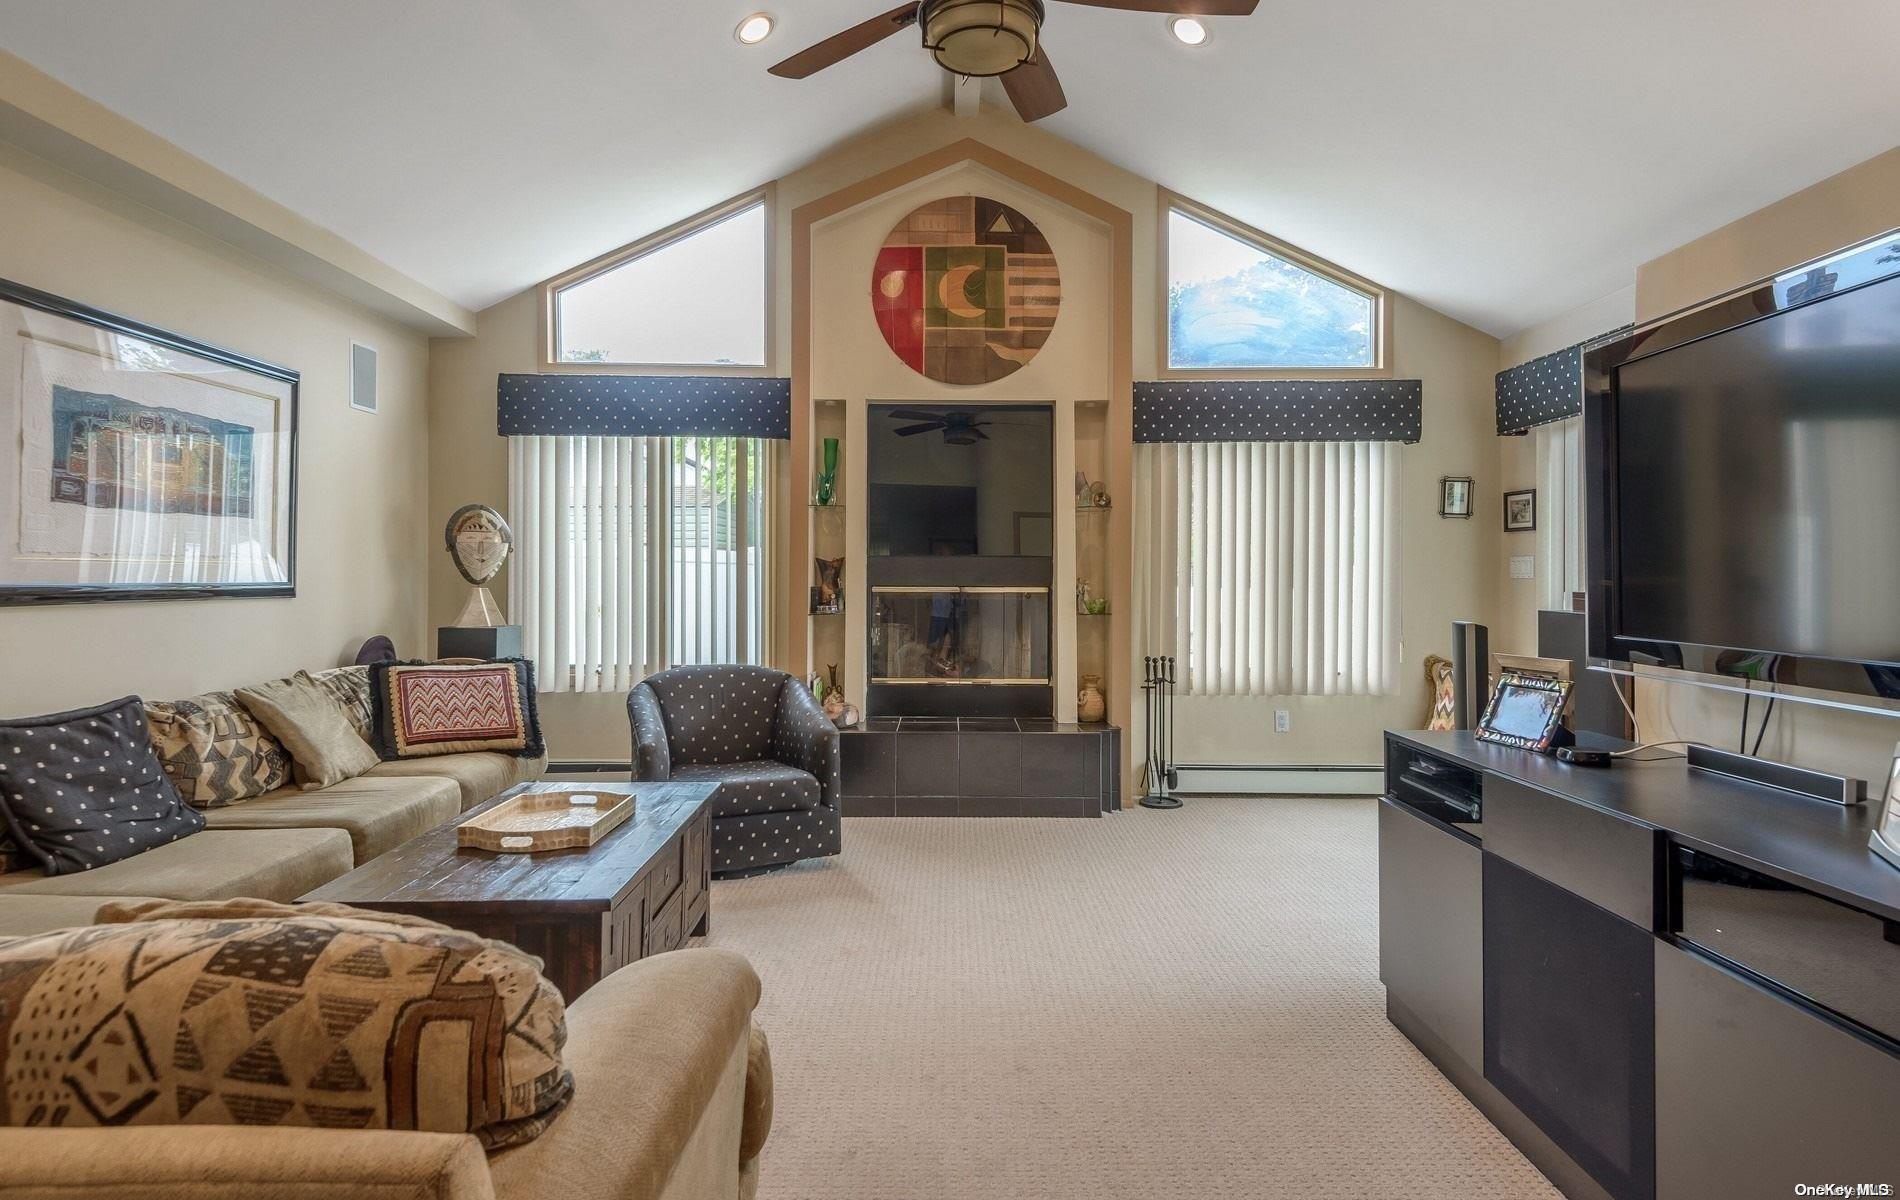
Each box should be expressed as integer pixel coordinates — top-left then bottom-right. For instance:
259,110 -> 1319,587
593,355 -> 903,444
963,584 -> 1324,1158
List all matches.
814,556 -> 844,613
823,664 -> 847,721
445,504 -> 513,627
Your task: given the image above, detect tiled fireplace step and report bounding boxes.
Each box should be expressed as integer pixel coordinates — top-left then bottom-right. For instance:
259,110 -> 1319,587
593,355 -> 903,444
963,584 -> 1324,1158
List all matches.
840,718 -> 1119,817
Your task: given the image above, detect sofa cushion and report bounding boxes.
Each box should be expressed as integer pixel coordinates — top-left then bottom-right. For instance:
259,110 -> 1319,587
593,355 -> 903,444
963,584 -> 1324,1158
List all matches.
0,696 -> 205,875
370,659 -> 544,760
0,827 -> 352,903
643,665 -> 785,766
201,774 -> 461,864
0,898 -> 572,1149
236,672 -> 380,789
0,895 -> 161,939
145,691 -> 294,807
674,760 -> 819,819
364,752 -> 549,812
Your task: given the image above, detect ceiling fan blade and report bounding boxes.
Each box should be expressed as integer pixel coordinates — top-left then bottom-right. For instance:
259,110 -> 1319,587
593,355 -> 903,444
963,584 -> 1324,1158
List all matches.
768,3 -> 922,79
894,422 -> 944,436
971,428 -> 991,439
1001,46 -> 1067,122
1052,0 -> 1258,13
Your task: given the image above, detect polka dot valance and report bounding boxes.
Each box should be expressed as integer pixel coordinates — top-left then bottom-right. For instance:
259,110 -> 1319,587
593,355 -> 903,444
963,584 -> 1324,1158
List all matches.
1495,326 -> 1632,435
498,374 -> 791,439
1133,380 -> 1422,444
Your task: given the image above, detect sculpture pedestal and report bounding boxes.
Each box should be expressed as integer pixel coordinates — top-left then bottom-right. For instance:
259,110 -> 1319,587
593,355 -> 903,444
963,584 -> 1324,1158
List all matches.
436,625 -> 523,661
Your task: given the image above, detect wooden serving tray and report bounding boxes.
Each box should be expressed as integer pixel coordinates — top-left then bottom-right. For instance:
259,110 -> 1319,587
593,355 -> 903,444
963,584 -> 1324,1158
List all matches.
457,787 -> 635,853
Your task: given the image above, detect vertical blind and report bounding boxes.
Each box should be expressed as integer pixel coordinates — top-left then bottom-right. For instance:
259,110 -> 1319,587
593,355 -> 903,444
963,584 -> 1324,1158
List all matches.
508,435 -> 771,694
1137,440 -> 1399,697
1534,416 -> 1585,610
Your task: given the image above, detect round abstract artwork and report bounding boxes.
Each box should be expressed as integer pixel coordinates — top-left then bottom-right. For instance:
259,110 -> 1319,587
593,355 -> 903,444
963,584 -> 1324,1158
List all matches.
871,196 -> 1060,385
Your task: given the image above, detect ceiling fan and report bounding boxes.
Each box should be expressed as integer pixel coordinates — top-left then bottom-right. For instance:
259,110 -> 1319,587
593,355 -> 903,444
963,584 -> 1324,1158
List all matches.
888,408 -> 993,443
768,0 -> 1260,123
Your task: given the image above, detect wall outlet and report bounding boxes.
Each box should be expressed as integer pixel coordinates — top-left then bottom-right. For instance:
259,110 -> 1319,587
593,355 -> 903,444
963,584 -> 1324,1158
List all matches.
1274,709 -> 1291,733
1509,554 -> 1535,580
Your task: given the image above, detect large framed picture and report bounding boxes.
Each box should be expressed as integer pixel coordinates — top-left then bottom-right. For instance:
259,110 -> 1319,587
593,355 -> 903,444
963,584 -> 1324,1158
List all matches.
0,278 -> 297,604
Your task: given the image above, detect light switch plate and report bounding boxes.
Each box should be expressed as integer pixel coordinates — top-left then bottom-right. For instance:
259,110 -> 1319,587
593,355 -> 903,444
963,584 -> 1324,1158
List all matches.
1509,555 -> 1535,580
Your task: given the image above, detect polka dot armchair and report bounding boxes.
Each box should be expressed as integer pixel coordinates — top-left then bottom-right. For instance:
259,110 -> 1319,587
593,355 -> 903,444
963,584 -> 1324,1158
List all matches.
628,665 -> 842,876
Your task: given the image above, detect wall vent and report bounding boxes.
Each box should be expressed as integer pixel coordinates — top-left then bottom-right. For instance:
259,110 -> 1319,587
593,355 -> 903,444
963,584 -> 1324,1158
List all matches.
350,341 -> 377,413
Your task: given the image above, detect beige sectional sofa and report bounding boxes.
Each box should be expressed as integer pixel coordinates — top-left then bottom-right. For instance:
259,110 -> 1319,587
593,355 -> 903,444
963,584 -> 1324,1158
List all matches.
0,750 -> 544,936
0,712 -> 772,1199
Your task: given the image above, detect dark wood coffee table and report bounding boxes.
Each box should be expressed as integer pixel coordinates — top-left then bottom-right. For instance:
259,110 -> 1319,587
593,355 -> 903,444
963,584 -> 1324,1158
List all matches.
302,781 -> 713,1001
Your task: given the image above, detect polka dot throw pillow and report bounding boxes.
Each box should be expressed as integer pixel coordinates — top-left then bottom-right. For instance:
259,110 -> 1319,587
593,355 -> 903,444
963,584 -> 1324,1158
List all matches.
0,696 -> 205,875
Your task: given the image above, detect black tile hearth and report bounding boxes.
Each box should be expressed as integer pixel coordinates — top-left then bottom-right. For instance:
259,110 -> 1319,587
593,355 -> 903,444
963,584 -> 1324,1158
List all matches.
842,720 -> 1116,817
893,731 -> 958,797
958,732 -> 1023,797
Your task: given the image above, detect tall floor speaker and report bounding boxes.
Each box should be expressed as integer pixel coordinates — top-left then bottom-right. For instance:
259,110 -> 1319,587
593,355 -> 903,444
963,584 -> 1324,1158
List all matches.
1450,620 -> 1490,730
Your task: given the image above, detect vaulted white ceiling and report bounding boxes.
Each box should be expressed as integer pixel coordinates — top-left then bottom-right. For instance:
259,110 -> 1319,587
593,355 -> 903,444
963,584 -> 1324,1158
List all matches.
3,0 -> 1896,337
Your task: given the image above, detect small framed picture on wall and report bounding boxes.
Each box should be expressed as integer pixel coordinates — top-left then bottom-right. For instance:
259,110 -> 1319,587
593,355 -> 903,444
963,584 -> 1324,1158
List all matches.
1440,477 -> 1473,519
1504,488 -> 1537,532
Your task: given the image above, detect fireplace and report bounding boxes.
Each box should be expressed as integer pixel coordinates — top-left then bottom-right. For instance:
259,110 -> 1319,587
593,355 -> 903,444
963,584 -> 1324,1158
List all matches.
865,402 -> 1053,718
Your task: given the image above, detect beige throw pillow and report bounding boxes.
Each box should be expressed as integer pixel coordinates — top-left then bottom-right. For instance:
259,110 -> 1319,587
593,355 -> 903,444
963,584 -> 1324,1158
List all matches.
235,670 -> 380,790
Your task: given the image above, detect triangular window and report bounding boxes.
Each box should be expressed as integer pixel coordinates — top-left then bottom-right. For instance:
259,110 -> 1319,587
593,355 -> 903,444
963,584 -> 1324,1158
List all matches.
551,196 -> 767,367
1166,204 -> 1380,371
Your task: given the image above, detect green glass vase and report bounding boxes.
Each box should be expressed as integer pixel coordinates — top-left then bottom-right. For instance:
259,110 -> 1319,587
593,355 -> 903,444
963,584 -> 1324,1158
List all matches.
816,436 -> 839,505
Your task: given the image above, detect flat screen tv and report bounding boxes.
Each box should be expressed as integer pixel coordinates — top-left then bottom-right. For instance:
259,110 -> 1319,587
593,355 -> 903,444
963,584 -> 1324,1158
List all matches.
1584,238 -> 1900,702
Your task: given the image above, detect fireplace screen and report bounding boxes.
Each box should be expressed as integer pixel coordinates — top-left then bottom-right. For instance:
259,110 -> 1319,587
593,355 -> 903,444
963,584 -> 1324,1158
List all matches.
870,587 -> 1050,683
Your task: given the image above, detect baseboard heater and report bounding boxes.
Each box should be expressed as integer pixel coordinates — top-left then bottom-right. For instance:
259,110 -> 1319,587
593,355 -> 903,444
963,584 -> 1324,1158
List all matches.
1172,763 -> 1383,796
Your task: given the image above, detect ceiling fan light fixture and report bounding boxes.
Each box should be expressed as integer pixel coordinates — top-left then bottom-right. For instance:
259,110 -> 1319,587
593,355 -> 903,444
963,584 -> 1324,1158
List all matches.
920,0 -> 1043,78
1168,16 -> 1209,46
735,13 -> 775,44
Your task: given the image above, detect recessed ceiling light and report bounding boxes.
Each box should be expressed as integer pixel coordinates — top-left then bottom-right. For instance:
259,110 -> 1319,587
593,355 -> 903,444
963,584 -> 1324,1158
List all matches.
735,13 -> 774,44
1168,16 -> 1209,46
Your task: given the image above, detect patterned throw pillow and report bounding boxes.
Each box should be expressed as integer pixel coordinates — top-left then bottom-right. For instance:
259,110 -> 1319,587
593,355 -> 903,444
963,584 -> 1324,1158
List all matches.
0,898 -> 572,1149
369,659 -> 544,760
0,696 -> 206,875
310,665 -> 375,742
144,692 -> 294,807
1424,654 -> 1457,732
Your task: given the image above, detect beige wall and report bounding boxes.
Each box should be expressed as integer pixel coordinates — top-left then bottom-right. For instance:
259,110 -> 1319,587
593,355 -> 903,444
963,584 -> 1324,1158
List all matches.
1635,147 -> 1900,320
431,105 -> 1504,766
0,141 -> 432,714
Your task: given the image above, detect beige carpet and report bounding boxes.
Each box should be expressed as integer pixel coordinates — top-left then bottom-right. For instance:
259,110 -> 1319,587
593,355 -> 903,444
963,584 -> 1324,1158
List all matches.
703,797 -> 1560,1200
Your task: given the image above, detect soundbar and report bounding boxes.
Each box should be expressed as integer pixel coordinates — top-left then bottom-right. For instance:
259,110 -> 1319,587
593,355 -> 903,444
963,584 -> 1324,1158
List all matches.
1685,744 -> 1867,806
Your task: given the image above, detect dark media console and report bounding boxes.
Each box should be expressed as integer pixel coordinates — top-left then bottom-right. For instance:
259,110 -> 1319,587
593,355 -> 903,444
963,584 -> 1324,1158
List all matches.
1380,729 -> 1900,1200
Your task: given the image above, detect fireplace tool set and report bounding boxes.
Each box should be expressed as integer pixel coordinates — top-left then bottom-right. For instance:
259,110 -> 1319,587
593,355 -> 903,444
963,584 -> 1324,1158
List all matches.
1139,655 -> 1181,809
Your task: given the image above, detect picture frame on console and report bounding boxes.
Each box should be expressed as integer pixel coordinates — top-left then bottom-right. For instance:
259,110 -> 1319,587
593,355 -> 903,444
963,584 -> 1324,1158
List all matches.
0,278 -> 297,605
1871,742 -> 1900,872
